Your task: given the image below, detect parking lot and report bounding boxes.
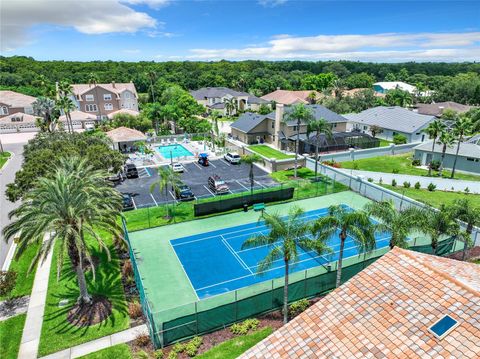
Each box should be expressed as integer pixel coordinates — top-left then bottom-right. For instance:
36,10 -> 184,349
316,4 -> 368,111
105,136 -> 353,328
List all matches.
115,159 -> 279,209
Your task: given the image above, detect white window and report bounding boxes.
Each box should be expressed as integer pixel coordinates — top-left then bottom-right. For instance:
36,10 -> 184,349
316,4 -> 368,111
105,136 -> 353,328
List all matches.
1,106 -> 8,115
104,103 -> 113,111
103,94 -> 112,101
85,104 -> 98,112
363,125 -> 368,130
85,94 -> 94,101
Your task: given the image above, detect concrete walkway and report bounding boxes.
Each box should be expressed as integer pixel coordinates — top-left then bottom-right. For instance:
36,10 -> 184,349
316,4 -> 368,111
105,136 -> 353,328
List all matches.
345,169 -> 480,193
18,235 -> 54,359
39,324 -> 148,359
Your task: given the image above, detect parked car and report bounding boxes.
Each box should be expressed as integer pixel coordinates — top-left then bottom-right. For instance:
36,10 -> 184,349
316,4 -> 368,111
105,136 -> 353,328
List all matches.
121,193 -> 135,211
171,162 -> 184,173
125,163 -> 139,178
208,175 -> 230,194
224,152 -> 241,164
174,184 -> 195,201
198,153 -> 209,166
107,172 -> 124,183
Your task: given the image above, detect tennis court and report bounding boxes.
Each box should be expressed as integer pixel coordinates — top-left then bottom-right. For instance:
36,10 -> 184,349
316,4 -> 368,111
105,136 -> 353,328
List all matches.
171,205 -> 391,299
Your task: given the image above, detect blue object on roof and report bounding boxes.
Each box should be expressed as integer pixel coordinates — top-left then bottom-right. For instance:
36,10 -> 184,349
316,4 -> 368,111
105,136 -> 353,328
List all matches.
199,153 -> 208,158
429,315 -> 459,339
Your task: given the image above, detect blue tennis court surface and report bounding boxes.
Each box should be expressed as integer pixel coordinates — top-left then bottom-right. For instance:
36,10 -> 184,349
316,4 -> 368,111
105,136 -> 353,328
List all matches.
171,205 -> 391,299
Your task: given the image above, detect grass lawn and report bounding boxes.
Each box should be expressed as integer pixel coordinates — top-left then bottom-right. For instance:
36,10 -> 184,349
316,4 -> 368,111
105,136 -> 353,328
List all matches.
248,145 -> 294,159
381,184 -> 480,210
341,153 -> 480,181
38,235 -> 129,356
0,151 -> 11,169
78,344 -> 132,359
0,243 -> 39,301
379,139 -> 392,147
197,327 -> 273,359
0,314 -> 26,359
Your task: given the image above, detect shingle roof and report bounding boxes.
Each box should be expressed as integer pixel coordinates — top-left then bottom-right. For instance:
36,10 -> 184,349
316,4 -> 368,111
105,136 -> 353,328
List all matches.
190,87 -> 267,104
241,247 -> 480,359
261,90 -> 320,105
71,83 -> 137,98
106,126 -> 146,142
415,102 -> 474,117
414,140 -> 480,159
344,106 -> 435,134
0,112 -> 39,124
230,113 -> 268,133
59,110 -> 98,122
0,90 -> 36,107
267,104 -> 348,125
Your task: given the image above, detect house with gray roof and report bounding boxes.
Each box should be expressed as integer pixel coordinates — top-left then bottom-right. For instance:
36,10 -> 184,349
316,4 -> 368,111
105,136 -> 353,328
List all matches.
190,87 -> 268,116
413,140 -> 480,174
344,106 -> 436,143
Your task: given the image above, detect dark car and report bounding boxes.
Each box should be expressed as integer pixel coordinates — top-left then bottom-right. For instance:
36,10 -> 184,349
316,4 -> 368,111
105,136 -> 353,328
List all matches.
174,184 -> 195,201
121,193 -> 135,211
125,163 -> 139,178
198,153 -> 209,166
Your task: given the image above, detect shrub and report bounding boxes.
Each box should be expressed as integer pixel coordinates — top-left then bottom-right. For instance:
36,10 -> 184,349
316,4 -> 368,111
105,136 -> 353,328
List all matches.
393,134 -> 407,144
0,270 -> 17,297
129,301 -> 143,319
289,299 -> 310,317
135,351 -> 150,359
429,160 -> 440,171
167,351 -> 178,359
379,177 -> 383,184
184,336 -> 203,357
414,181 -> 421,189
123,260 -> 134,277
403,181 -> 411,188
392,169 -> 399,174
391,179 -> 397,187
230,318 -> 260,335
427,183 -> 436,192
154,350 -> 164,359
465,187 -> 470,194
411,159 -> 421,166
172,343 -> 185,354
367,177 -> 374,182
134,333 -> 151,347
353,162 -> 359,170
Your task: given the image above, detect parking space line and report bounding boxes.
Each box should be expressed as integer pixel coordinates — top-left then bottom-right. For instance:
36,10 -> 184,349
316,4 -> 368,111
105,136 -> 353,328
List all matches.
150,193 -> 158,206
222,159 -> 231,166
203,185 -> 216,196
210,162 -> 217,168
194,162 -> 203,170
254,180 -> 266,188
236,180 -> 249,191
169,190 -> 178,203
131,197 -> 137,210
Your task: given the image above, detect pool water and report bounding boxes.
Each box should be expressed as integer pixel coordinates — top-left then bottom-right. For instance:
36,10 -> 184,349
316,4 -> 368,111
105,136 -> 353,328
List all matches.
156,144 -> 193,159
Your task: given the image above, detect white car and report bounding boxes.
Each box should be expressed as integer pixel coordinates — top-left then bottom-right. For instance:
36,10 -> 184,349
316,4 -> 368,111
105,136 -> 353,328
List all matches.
171,162 -> 184,173
224,152 -> 241,164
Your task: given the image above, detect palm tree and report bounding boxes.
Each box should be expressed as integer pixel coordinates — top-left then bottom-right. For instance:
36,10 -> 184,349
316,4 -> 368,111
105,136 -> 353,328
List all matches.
387,89 -> 412,107
87,73 -> 102,121
364,200 -> 424,249
224,98 -> 237,116
306,118 -> 332,179
283,103 -> 315,178
146,70 -> 156,102
33,97 -> 57,132
150,166 -> 181,219
241,153 -> 263,195
3,157 -> 123,304
438,130 -> 454,177
424,120 -> 446,176
57,80 -> 75,133
331,79 -> 345,99
209,110 -> 221,153
448,199 -> 480,260
450,115 -> 473,178
306,91 -> 317,104
419,205 -> 459,255
312,205 -> 376,288
241,207 -> 331,324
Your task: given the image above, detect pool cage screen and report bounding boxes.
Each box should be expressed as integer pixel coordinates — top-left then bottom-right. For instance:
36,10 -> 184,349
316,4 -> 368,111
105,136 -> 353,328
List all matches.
293,132 -> 380,154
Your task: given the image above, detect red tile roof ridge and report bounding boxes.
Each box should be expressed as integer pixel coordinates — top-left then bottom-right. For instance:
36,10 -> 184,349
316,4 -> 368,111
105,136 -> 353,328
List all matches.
394,247 -> 480,297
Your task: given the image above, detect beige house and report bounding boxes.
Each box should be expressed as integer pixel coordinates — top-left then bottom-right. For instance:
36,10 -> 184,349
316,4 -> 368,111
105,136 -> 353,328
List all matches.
261,89 -> 321,105
0,90 -> 36,118
69,82 -> 138,119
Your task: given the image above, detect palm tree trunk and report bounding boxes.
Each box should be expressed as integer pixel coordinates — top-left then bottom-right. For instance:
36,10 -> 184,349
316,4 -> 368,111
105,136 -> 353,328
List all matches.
211,131 -> 216,153
432,238 -> 438,255
249,163 -> 254,195
335,234 -> 346,288
462,224 -> 473,261
68,243 -> 92,304
439,144 -> 447,177
314,132 -> 319,179
428,139 -> 436,176
283,259 -> 289,324
294,120 -> 300,178
450,141 -> 461,179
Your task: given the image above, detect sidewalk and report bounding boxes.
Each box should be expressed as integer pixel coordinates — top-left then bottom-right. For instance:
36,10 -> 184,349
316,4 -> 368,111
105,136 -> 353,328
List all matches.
39,324 -> 147,359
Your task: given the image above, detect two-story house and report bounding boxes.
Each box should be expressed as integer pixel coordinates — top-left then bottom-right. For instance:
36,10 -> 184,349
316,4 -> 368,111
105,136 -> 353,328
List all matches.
0,90 -> 36,118
69,82 -> 139,119
190,87 -> 269,116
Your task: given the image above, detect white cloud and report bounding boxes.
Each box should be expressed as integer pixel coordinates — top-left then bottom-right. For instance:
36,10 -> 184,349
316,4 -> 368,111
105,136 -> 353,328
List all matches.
1,0 -> 161,51
187,32 -> 480,62
258,0 -> 288,7
122,0 -> 170,10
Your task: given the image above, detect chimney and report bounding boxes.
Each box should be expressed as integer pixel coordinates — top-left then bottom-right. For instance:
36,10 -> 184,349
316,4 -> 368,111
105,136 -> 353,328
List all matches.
112,81 -> 116,88
274,104 -> 284,149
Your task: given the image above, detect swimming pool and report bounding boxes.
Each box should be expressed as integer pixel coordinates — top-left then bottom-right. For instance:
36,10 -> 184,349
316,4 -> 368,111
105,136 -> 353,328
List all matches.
156,144 -> 193,159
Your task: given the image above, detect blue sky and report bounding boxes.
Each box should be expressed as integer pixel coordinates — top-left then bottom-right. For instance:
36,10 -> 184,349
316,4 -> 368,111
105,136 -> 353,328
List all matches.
2,0 -> 479,62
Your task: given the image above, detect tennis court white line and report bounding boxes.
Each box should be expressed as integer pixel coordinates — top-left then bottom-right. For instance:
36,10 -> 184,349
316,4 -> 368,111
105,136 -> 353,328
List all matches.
221,235 -> 253,274
170,244 -> 200,301
149,193 -> 158,206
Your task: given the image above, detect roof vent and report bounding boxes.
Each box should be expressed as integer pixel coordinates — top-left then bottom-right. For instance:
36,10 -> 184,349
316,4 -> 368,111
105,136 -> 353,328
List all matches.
428,315 -> 459,340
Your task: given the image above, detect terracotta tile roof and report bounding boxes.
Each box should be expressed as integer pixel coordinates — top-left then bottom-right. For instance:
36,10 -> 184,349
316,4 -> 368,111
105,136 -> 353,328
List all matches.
0,90 -> 36,107
240,248 -> 480,359
261,90 -> 321,105
58,110 -> 98,122
106,126 -> 146,142
0,112 -> 39,124
71,83 -> 137,98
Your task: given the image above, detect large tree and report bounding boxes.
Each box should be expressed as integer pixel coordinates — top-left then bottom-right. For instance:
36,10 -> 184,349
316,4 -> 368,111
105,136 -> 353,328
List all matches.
3,157 -> 123,304
448,199 -> 479,260
33,97 -> 58,132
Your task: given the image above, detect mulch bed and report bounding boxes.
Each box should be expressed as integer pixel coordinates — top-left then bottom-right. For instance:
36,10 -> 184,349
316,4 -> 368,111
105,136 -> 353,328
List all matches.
445,246 -> 480,262
67,296 -> 112,327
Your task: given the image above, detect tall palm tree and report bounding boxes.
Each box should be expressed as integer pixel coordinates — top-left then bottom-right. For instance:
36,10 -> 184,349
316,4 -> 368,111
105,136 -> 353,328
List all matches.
3,157 -> 123,304
283,104 -> 315,178
241,207 -> 331,324
424,120 -> 446,176
241,153 -> 263,195
419,205 -> 459,255
57,80 -> 75,133
450,115 -> 473,178
364,200 -> 424,249
306,118 -> 332,179
224,97 -> 237,116
390,89 -> 413,107
87,73 -> 102,121
312,205 -> 376,288
331,79 -> 345,99
150,166 -> 181,219
33,97 -> 57,132
438,130 -> 454,177
209,110 -> 221,153
448,199 -> 480,260
146,70 -> 156,103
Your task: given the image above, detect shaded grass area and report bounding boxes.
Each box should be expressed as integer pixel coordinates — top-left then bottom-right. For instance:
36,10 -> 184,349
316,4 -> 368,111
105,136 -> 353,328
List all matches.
78,344 -> 132,359
0,151 -> 11,168
0,313 -> 26,359
0,243 -> 39,301
379,139 -> 392,147
197,327 -> 273,359
341,153 -> 480,181
248,145 -> 294,159
381,184 -> 480,210
38,235 -> 129,356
